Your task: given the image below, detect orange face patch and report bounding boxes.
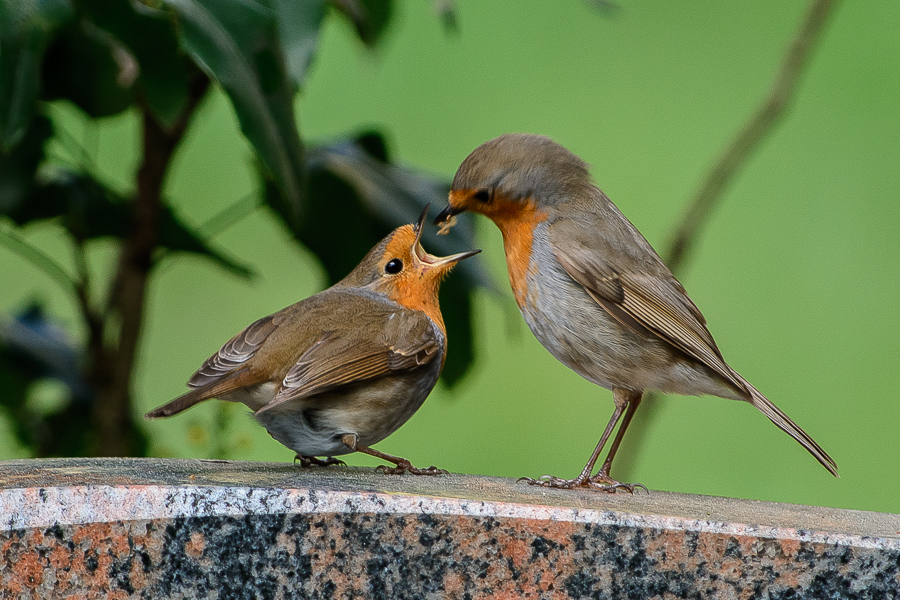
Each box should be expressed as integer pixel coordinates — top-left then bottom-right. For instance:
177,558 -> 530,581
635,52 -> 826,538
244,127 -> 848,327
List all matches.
494,202 -> 548,309
450,189 -> 548,308
377,226 -> 449,333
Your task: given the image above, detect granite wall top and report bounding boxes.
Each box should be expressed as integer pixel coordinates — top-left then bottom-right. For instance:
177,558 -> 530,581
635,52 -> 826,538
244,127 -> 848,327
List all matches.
1,458 -> 897,545
1,458 -> 898,598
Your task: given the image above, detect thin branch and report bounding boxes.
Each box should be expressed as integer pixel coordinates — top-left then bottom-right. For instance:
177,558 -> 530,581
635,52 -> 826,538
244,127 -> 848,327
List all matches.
152,192 -> 260,271
667,0 -> 841,271
197,192 -> 260,238
0,224 -> 79,300
90,71 -> 211,457
614,0 -> 841,480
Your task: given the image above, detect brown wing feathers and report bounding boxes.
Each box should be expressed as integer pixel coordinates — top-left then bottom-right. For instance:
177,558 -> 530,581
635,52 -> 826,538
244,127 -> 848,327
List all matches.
552,239 -> 748,397
551,233 -> 838,476
616,275 -> 744,394
187,315 -> 278,388
148,292 -> 442,419
259,335 -> 440,412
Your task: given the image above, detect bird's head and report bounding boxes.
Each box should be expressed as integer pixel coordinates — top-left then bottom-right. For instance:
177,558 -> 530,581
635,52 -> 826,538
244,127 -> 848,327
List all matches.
341,206 -> 480,323
435,133 -> 591,233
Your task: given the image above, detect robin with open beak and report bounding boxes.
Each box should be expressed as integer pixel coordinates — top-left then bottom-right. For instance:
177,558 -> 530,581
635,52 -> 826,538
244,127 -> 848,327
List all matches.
147,207 -> 480,474
435,133 -> 837,492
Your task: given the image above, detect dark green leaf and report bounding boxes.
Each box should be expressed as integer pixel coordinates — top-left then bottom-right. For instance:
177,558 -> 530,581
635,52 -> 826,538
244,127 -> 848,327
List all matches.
40,20 -> 135,119
77,0 -> 192,128
166,0 -> 306,231
307,132 -> 495,292
0,115 -> 52,218
157,204 -> 255,279
0,30 -> 44,150
356,131 -> 390,162
11,171 -> 253,278
331,0 -> 393,47
435,275 -> 474,388
0,342 -> 41,449
298,166 -> 392,283
0,302 -> 94,456
0,0 -> 71,150
274,0 -> 327,88
18,173 -> 129,236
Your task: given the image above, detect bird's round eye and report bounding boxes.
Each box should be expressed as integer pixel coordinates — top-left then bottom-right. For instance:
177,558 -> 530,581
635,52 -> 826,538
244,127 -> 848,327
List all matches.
473,189 -> 492,203
384,258 -> 403,274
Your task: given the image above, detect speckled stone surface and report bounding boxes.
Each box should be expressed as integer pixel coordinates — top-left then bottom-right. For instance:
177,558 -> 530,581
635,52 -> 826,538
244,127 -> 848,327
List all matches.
1,459 -> 898,598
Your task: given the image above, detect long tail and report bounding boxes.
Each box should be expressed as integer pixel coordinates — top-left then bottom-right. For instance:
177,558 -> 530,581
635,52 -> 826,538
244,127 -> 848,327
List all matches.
146,369 -> 257,419
145,388 -> 213,419
733,371 -> 838,477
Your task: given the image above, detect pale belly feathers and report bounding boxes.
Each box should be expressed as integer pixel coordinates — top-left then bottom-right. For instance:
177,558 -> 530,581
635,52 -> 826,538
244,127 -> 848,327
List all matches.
519,223 -> 739,400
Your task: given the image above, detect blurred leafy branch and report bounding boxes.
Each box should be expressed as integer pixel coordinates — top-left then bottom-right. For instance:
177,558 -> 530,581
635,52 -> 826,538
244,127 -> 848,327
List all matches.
0,0 -> 489,458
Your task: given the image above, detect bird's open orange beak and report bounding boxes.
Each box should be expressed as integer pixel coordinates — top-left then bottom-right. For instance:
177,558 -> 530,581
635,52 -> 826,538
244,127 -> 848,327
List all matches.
414,204 -> 480,266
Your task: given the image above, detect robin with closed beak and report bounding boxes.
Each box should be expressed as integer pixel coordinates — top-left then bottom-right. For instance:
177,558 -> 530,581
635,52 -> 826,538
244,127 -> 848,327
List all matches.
435,133 -> 837,492
147,207 -> 479,474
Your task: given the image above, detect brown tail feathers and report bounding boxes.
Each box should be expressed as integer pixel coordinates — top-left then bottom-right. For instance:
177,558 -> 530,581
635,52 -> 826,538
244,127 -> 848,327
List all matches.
733,370 -> 838,477
145,388 -> 213,419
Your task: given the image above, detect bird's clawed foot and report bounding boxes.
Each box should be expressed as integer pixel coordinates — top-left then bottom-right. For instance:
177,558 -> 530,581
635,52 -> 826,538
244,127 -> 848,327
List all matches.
376,459 -> 448,476
519,472 -> 647,494
294,454 -> 346,468
588,472 -> 648,494
340,434 -> 447,476
518,474 -> 583,489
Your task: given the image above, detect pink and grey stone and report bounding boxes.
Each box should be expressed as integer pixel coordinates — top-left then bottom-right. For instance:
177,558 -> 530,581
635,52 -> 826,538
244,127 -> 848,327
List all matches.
0,458 -> 898,598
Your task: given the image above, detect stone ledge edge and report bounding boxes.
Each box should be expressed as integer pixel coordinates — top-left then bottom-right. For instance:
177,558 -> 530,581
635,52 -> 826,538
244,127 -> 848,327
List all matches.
2,484 -> 897,552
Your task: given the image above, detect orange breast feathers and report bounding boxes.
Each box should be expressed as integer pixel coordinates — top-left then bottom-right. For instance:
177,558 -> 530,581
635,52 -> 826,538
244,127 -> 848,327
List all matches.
388,276 -> 446,334
489,199 -> 549,309
386,280 -> 447,369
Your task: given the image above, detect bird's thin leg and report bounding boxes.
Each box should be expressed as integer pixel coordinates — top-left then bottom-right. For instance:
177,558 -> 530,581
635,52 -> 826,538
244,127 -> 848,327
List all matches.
589,389 -> 648,493
294,455 -> 346,468
340,434 -> 447,476
520,392 -> 628,490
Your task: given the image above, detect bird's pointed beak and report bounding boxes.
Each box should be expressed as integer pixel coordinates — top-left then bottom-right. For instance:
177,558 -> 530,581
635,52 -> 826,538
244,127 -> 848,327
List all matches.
434,190 -> 471,235
434,203 -> 461,226
414,204 -> 431,239
413,204 -> 480,268
418,245 -> 482,268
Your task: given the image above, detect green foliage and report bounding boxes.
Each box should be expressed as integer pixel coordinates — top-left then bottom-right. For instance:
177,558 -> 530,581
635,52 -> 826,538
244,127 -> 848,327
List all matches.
75,0 -> 192,126
333,0 -> 394,46
0,0 -> 71,149
166,0 -> 308,229
0,303 -> 94,456
0,115 -> 52,215
0,0 -> 480,458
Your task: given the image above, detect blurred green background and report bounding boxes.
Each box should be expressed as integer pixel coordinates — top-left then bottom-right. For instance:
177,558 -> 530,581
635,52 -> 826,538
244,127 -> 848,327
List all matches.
2,1 -> 898,514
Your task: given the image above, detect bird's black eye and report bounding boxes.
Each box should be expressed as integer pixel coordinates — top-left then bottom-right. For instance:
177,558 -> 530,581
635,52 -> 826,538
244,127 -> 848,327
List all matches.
473,189 -> 492,203
384,258 -> 403,274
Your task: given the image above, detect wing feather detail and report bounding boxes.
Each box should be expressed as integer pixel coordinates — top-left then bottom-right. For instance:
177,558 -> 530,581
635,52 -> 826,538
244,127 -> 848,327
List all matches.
187,315 -> 278,388
257,309 -> 441,412
550,228 -> 749,397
